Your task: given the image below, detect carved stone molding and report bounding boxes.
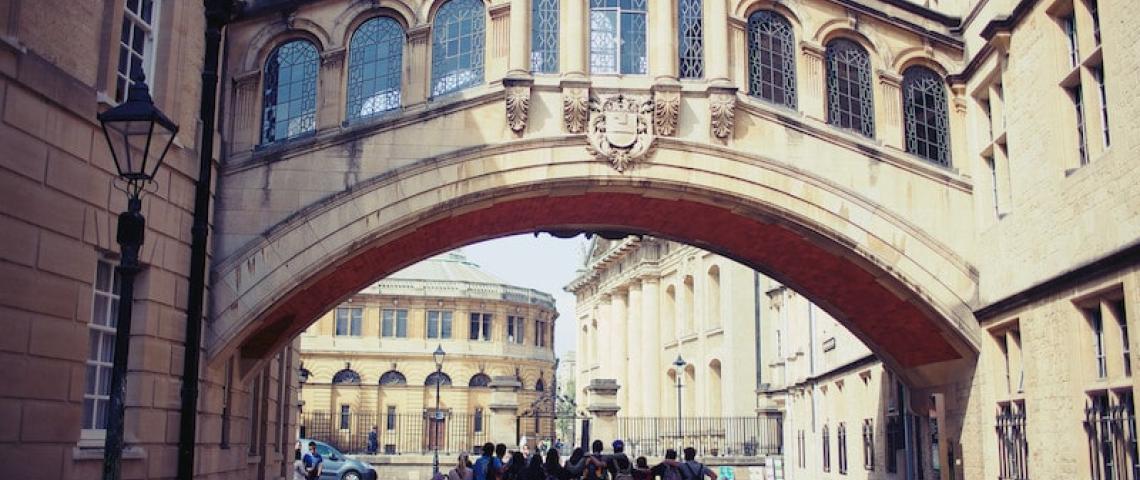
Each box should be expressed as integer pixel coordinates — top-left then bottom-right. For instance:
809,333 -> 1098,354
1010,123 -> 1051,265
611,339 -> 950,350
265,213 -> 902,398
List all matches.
561,81 -> 591,134
586,93 -> 655,173
709,86 -> 738,140
320,48 -> 346,69
503,76 -> 533,134
652,83 -> 681,137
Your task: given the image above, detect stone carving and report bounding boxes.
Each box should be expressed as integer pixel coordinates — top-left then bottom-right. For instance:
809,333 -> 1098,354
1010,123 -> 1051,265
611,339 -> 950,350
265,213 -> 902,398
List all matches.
710,91 -> 737,140
653,90 -> 680,137
563,87 -> 590,134
586,94 -> 655,173
504,78 -> 531,134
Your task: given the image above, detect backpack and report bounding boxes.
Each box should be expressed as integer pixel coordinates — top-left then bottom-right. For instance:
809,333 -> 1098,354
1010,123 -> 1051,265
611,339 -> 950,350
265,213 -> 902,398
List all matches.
584,455 -> 608,480
660,465 -> 682,480
679,462 -> 704,480
613,457 -> 633,480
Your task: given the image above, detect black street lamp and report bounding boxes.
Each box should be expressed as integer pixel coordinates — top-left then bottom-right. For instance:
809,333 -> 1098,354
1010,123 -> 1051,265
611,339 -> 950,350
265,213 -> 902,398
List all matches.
432,344 -> 446,478
673,355 -> 686,447
97,74 -> 178,480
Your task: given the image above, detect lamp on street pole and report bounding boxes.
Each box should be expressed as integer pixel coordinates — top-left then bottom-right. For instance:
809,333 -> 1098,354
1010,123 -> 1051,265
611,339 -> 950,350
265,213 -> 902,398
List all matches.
97,74 -> 178,480
673,355 -> 686,448
432,345 -> 446,477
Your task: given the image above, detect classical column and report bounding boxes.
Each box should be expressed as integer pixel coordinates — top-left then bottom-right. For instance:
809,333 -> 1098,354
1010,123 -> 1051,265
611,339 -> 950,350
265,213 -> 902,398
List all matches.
626,281 -> 643,416
878,69 -> 904,149
586,379 -> 621,444
650,0 -> 678,82
595,295 -> 610,371
800,41 -> 826,121
229,70 -> 260,153
561,0 -> 587,78
610,289 -> 629,412
317,48 -> 346,130
704,0 -> 731,85
489,3 -> 513,81
405,25 -> 432,105
950,84 -> 969,175
640,277 -> 661,416
507,0 -> 531,77
488,376 -> 523,446
729,16 -> 748,92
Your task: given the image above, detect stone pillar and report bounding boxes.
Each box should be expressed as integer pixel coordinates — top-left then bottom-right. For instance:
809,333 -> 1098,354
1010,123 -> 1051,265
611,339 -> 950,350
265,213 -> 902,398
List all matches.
610,290 -> 628,412
595,295 -> 611,371
406,25 -> 432,105
878,69 -> 903,149
949,84 -> 969,175
586,379 -> 621,444
489,376 -> 523,446
626,281 -> 642,416
729,16 -> 748,93
317,48 -> 346,130
800,41 -> 826,121
489,3 -> 513,82
640,277 -> 660,416
561,0 -> 587,79
508,0 -> 531,77
229,70 -> 260,153
704,0 -> 731,85
650,0 -> 677,82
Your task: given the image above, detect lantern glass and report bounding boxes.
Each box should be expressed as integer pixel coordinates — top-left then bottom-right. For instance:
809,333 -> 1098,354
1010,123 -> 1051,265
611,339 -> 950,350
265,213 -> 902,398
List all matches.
98,77 -> 178,186
433,345 -> 446,368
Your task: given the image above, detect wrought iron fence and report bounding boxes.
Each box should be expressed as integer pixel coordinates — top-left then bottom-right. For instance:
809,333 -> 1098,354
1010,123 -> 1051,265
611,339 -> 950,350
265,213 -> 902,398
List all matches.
996,404 -> 1028,480
616,414 -> 783,458
302,411 -> 488,455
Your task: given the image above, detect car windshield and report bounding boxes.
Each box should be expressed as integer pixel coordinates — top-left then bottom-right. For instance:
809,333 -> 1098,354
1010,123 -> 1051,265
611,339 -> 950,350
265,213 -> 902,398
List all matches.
315,443 -> 336,458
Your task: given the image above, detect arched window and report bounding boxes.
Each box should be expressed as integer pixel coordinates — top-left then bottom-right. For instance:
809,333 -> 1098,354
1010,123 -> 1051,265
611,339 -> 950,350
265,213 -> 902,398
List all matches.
426,371 -> 453,386
431,0 -> 485,97
902,66 -> 951,166
346,16 -> 404,120
747,10 -> 796,109
707,265 -> 721,329
825,38 -> 874,138
678,0 -> 704,79
589,0 -> 647,75
531,0 -> 559,73
535,378 -> 545,392
260,40 -> 318,144
468,373 -> 492,387
379,370 -> 407,385
332,369 -> 362,384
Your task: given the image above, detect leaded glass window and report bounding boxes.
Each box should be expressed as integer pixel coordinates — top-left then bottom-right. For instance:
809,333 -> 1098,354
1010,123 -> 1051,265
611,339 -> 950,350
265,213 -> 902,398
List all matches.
346,16 -> 404,120
589,0 -> 647,75
469,373 -> 492,387
678,0 -> 704,79
332,369 -> 362,384
747,10 -> 796,109
531,0 -> 559,73
431,0 -> 485,97
379,370 -> 407,385
902,66 -> 950,166
261,40 -> 318,144
426,371 -> 453,386
825,38 -> 874,138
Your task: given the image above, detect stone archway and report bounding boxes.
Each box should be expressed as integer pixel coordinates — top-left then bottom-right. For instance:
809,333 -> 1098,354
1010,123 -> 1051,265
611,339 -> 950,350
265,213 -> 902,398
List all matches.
208,143 -> 980,382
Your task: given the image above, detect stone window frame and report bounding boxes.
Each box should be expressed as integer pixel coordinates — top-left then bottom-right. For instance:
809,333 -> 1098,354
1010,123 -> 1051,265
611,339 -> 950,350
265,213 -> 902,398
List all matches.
531,0 -> 559,74
114,0 -> 161,103
335,306 -> 364,337
588,0 -> 649,75
382,308 -> 409,338
824,37 -> 875,139
901,66 -> 951,167
507,315 -> 526,344
80,258 -> 121,445
677,0 -> 704,79
429,0 -> 487,98
469,312 -> 493,341
745,9 -> 797,109
259,39 -> 320,145
345,15 -> 406,121
427,310 -> 454,339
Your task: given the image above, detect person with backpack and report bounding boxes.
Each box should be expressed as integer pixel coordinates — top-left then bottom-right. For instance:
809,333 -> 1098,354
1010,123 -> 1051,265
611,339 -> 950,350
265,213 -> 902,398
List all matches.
563,447 -> 589,477
584,440 -> 610,480
648,449 -> 683,480
678,448 -> 717,480
605,440 -> 634,480
474,443 -> 503,480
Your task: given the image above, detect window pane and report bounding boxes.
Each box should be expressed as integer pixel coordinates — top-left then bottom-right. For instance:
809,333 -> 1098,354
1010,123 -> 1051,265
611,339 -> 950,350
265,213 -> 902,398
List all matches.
383,310 -> 394,337
441,311 -> 453,338
678,0 -> 703,79
347,16 -> 404,119
261,40 -> 318,144
428,311 -> 439,339
747,11 -> 797,109
826,39 -> 874,138
396,310 -> 408,337
531,0 -> 559,73
431,0 -> 486,96
470,313 -> 481,340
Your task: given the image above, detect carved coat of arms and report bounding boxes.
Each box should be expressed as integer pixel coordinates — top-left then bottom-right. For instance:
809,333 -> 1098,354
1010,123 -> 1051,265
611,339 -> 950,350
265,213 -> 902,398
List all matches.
586,94 -> 654,172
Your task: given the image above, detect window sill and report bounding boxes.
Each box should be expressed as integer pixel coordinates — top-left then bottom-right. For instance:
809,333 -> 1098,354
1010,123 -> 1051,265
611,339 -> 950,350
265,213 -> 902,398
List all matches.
72,445 -> 147,461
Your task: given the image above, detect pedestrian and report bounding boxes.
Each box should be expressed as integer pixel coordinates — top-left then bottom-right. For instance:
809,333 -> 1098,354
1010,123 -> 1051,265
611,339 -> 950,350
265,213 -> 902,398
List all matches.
605,440 -> 634,480
631,457 -> 651,480
497,443 -> 510,476
367,425 -> 378,455
292,443 -> 308,480
302,441 -> 323,480
474,443 -> 503,480
649,450 -> 683,480
449,452 -> 475,480
584,440 -> 609,480
563,447 -> 589,477
522,453 -> 545,480
504,451 -> 527,480
678,448 -> 716,480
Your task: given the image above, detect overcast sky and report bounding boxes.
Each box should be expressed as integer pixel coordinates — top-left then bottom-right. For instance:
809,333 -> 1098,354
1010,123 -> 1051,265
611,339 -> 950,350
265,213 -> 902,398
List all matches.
462,233 -> 588,359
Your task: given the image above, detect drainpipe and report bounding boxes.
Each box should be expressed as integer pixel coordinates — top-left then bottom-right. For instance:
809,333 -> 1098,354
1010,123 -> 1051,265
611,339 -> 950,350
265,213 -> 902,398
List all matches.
808,302 -> 817,432
753,271 -> 762,390
177,1 -> 235,478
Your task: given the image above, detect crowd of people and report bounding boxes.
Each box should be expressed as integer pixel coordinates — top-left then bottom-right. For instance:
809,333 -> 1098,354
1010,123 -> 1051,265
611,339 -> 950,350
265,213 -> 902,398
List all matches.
449,440 -> 719,480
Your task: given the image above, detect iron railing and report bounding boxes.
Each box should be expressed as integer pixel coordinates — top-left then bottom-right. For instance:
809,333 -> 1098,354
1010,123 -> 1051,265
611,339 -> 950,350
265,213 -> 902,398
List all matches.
302,411 -> 488,455
996,404 -> 1028,480
615,414 -> 783,458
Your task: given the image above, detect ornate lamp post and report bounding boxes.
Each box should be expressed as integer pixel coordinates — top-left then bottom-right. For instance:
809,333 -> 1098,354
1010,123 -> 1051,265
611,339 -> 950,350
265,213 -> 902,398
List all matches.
432,345 -> 446,477
673,355 -> 687,447
97,74 -> 179,480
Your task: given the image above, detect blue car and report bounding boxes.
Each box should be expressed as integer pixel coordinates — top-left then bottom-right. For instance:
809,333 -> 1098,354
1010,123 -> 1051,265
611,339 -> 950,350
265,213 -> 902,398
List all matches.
300,439 -> 377,480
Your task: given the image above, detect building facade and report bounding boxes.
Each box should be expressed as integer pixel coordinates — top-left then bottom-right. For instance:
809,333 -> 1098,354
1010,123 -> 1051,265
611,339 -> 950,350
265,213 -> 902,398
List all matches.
298,251 -> 558,453
0,0 -> 1139,479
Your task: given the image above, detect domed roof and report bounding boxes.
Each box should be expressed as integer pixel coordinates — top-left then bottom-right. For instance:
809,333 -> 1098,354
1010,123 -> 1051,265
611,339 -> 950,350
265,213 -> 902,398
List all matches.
367,250 -> 557,310
387,251 -> 506,284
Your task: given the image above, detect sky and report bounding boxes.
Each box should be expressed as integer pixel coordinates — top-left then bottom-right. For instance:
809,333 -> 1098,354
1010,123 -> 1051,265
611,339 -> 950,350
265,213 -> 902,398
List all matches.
461,233 -> 589,359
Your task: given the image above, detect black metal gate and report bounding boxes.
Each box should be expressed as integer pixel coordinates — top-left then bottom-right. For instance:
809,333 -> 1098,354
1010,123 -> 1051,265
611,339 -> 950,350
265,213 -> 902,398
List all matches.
516,395 -> 589,455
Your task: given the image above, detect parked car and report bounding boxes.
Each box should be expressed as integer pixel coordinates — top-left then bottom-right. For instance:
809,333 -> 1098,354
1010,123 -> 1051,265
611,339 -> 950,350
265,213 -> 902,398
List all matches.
300,438 -> 377,480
